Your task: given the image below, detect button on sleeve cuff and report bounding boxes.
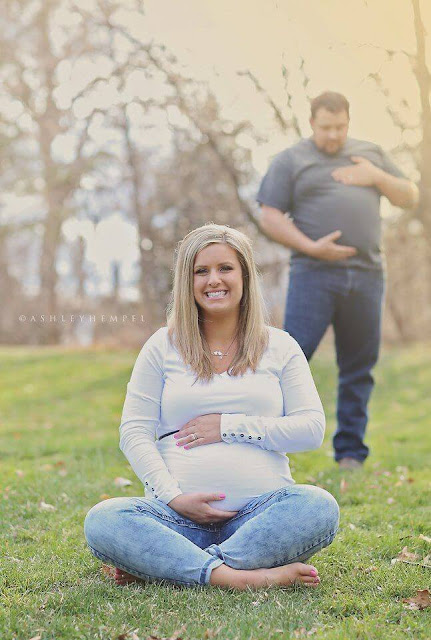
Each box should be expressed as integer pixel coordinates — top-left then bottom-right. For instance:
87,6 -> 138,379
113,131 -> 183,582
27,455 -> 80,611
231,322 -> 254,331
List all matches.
220,414 -> 264,446
220,414 -> 246,443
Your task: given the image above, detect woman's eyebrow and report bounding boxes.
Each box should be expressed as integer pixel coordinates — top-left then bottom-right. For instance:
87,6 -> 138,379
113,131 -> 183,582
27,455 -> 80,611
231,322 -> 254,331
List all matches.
194,261 -> 235,268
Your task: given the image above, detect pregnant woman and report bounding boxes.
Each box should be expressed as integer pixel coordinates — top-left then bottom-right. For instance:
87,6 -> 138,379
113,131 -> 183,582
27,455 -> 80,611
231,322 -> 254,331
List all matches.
84,223 -> 339,590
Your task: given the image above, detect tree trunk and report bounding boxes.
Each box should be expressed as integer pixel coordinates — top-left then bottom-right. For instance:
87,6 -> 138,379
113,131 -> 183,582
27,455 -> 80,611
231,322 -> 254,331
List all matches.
122,111 -> 161,329
36,4 -> 64,343
411,0 -> 431,304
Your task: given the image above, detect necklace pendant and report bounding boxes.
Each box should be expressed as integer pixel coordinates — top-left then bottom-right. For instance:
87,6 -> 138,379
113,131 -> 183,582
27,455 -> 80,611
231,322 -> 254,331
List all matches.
212,350 -> 224,359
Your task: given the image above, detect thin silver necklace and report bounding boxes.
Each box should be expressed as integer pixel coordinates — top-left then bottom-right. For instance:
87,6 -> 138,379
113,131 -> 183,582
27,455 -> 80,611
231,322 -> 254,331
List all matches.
211,335 -> 237,359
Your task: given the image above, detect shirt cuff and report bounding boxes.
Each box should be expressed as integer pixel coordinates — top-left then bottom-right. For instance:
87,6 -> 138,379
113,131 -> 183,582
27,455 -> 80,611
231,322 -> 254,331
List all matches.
220,414 -> 264,445
143,479 -> 183,505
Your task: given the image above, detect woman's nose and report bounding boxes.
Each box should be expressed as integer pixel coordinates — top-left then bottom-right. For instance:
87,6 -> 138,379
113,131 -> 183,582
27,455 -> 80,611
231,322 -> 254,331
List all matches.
208,270 -> 221,285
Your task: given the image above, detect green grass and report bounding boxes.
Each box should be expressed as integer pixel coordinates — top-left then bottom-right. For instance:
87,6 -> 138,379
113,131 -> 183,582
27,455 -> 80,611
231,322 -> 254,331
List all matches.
1,343 -> 430,640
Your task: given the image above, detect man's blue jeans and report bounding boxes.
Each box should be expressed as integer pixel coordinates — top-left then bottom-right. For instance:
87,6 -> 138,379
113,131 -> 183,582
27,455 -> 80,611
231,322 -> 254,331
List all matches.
84,485 -> 339,586
284,264 -> 385,463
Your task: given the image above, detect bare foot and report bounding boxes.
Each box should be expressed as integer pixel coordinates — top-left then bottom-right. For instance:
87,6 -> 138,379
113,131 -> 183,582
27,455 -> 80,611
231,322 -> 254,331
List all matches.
260,562 -> 321,588
114,567 -> 144,585
210,562 -> 320,590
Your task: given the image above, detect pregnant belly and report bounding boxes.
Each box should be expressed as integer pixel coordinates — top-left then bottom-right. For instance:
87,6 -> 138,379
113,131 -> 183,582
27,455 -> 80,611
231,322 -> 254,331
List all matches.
156,437 -> 294,511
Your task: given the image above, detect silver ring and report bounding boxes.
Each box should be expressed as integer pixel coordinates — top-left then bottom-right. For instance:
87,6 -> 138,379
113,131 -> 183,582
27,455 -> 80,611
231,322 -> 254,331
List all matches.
191,433 -> 198,441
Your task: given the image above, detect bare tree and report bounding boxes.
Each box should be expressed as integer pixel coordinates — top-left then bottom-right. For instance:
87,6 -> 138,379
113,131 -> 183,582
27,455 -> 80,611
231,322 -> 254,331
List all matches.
0,0 -> 121,341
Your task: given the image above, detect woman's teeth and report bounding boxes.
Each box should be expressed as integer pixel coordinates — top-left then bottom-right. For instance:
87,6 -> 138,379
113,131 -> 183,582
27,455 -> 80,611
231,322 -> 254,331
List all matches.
206,291 -> 227,298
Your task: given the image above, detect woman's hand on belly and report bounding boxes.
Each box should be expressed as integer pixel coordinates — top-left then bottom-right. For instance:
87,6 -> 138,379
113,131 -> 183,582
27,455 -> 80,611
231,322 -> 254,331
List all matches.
174,414 -> 222,450
168,492 -> 238,524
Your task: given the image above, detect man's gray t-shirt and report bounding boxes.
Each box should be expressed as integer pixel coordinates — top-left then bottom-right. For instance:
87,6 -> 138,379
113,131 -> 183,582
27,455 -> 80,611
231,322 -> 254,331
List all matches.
257,137 -> 405,269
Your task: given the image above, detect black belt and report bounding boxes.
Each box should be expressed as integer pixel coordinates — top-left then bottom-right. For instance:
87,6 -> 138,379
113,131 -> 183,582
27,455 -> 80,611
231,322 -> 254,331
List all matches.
158,429 -> 180,441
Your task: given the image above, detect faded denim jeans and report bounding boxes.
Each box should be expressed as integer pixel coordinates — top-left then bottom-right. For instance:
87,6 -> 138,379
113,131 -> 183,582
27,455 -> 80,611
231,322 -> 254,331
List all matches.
84,484 -> 339,587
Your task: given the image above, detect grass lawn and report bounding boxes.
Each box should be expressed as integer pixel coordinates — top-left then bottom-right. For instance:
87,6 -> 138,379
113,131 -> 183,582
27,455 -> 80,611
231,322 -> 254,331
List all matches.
0,343 -> 430,640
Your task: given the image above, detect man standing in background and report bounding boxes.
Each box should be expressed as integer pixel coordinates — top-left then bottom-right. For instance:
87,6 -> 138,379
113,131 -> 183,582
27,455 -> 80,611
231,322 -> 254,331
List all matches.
257,91 -> 418,469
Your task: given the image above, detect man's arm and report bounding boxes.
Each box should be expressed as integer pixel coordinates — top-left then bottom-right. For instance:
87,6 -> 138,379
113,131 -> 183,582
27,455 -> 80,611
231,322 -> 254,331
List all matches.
260,206 -> 358,262
374,170 -> 419,209
332,156 -> 419,209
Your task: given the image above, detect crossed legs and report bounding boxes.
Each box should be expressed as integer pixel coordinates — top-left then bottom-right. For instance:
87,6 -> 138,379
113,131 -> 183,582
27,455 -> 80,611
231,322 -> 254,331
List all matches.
84,485 -> 339,590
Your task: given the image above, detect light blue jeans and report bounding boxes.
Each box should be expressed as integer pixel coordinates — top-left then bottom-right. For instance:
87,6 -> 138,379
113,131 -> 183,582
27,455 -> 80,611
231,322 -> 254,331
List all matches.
84,484 -> 339,587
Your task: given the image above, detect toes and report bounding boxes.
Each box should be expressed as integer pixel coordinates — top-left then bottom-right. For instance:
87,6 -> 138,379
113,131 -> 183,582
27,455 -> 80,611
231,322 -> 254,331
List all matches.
299,564 -> 318,577
298,576 -> 320,586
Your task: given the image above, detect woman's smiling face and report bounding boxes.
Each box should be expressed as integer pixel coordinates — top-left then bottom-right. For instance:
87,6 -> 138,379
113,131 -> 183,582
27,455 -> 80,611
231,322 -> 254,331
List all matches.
193,243 -> 243,318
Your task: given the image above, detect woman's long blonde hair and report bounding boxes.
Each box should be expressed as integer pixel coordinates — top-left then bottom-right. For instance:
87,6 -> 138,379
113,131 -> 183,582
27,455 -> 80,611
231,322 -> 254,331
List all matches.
167,223 -> 269,382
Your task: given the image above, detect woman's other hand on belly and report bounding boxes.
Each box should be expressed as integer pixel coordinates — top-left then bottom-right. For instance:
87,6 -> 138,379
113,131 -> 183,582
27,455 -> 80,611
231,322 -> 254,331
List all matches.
174,414 -> 222,450
168,492 -> 238,524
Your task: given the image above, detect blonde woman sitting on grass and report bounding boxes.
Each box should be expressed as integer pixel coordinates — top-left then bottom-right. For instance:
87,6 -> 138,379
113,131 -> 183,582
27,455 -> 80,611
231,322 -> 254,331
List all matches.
84,223 -> 339,590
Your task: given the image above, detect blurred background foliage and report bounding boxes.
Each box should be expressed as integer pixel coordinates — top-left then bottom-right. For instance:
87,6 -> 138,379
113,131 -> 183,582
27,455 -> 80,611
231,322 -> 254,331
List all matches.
0,0 -> 430,346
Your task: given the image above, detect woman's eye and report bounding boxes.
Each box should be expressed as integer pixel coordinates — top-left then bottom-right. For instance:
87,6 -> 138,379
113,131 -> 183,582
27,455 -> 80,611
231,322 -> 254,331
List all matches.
194,266 -> 232,274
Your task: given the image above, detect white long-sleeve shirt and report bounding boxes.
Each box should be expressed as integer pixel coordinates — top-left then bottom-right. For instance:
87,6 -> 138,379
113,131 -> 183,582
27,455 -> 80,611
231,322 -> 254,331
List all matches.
119,326 -> 325,510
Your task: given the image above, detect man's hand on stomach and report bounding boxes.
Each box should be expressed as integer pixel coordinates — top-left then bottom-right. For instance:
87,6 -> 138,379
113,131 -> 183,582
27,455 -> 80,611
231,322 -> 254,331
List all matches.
308,230 -> 358,262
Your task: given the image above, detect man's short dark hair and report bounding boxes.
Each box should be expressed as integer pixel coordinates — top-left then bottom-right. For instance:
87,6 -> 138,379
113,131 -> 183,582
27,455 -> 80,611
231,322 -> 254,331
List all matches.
310,92 -> 350,119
